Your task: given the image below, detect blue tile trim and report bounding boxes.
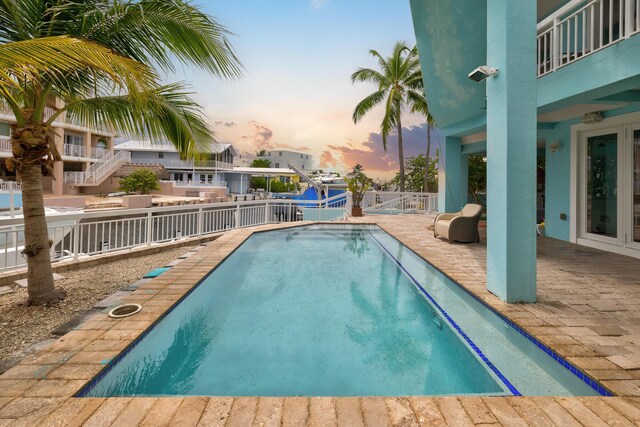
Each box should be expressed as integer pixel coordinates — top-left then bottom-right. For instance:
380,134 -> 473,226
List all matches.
368,232 -> 520,396
371,226 -> 614,397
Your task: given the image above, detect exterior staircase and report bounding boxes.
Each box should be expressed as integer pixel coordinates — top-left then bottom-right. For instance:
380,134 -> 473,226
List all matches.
64,150 -> 131,186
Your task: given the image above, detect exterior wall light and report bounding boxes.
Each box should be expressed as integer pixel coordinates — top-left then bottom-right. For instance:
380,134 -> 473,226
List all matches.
549,141 -> 563,153
468,66 -> 499,83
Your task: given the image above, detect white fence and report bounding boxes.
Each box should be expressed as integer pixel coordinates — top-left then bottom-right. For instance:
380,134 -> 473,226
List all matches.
0,191 -> 437,273
537,0 -> 640,77
364,193 -> 438,214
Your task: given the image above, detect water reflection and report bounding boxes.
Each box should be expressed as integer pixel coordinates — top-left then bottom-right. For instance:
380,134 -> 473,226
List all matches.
346,251 -> 432,375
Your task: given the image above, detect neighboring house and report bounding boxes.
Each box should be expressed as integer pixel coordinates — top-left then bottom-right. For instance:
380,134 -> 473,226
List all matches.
410,0 -> 640,302
0,101 -> 117,195
115,140 -> 235,186
258,149 -> 314,170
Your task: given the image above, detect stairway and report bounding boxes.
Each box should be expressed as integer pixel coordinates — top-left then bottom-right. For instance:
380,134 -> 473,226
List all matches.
64,150 -> 131,186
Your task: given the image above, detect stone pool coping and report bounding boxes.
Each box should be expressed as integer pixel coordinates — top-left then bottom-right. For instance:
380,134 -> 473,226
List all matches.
2,220 -> 640,425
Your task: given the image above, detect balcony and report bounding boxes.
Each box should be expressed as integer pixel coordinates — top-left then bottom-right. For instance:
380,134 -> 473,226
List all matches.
0,101 -> 112,136
537,0 -> 640,77
159,158 -> 234,171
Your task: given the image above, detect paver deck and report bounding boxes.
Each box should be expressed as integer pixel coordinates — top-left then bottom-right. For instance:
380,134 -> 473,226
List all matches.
2,216 -> 640,425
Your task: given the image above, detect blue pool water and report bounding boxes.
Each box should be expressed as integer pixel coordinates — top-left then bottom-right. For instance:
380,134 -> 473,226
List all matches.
83,225 -> 600,397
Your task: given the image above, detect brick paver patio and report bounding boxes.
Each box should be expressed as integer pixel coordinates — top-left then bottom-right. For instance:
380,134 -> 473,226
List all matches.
2,217 -> 640,425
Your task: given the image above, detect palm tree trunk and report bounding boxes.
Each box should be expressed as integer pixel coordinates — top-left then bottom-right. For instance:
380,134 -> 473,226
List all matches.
397,114 -> 405,192
424,123 -> 431,193
13,125 -> 60,305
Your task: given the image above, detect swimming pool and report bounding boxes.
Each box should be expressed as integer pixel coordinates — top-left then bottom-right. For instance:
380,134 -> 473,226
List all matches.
81,224 -> 604,397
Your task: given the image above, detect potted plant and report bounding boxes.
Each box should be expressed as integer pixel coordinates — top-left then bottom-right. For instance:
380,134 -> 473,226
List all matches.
345,167 -> 370,217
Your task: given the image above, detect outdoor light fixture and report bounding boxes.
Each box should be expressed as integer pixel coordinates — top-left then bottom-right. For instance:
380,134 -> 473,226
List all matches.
468,66 -> 499,83
549,141 -> 563,153
582,112 -> 603,124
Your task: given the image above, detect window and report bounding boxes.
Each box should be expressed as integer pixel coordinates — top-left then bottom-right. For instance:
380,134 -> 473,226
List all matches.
279,151 -> 282,156
64,134 -> 83,146
0,122 -> 9,137
275,163 -> 280,168
306,155 -> 309,159
302,165 -> 304,169
301,154 -> 303,159
159,152 -> 164,159
268,152 -> 271,157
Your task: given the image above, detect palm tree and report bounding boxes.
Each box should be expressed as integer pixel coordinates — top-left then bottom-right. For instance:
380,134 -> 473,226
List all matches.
406,85 -> 436,193
351,42 -> 423,192
0,0 -> 241,306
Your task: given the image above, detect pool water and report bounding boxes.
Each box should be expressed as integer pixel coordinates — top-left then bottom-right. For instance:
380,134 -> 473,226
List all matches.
83,225 -> 600,397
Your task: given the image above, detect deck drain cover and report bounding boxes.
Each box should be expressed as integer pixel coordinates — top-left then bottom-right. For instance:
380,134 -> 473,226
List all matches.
108,304 -> 142,318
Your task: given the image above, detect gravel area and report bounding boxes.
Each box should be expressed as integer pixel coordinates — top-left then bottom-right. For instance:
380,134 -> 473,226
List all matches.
0,244 -> 195,368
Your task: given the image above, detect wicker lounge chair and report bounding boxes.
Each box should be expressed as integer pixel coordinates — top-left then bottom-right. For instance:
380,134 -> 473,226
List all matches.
433,204 -> 483,243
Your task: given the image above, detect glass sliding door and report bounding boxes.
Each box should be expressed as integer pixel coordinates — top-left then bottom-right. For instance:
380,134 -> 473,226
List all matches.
585,133 -> 619,239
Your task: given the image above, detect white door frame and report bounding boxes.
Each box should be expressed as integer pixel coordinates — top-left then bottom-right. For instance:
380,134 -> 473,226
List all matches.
570,111 -> 640,258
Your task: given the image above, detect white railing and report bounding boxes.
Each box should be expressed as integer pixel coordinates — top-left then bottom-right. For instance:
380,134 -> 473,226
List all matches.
91,147 -> 109,159
0,136 -> 11,153
64,150 -> 131,185
364,193 -> 438,214
159,158 -> 234,171
0,191 -> 437,272
171,180 -> 228,188
63,144 -> 86,158
0,197 -> 349,272
0,180 -> 21,191
537,0 -> 640,77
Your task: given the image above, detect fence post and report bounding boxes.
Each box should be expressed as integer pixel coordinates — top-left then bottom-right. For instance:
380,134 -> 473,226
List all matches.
146,211 -> 153,246
264,201 -> 270,224
72,219 -> 80,261
197,207 -> 203,236
234,203 -> 241,228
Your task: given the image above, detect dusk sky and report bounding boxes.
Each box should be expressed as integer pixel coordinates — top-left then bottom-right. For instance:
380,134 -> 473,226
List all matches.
167,0 -> 439,179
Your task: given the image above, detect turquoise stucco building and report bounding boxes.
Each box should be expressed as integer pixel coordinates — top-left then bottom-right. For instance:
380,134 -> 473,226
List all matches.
410,0 -> 640,302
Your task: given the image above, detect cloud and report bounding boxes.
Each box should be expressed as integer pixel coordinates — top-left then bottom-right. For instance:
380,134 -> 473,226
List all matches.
319,151 -> 337,168
329,124 -> 441,175
214,120 -> 236,128
309,0 -> 329,9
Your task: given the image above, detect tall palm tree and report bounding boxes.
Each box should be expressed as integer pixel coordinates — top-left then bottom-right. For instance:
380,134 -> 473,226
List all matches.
407,84 -> 436,193
351,42 -> 422,192
0,0 -> 242,306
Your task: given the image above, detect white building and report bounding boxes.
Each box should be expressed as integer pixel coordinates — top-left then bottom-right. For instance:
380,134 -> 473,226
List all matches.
258,149 -> 314,170
115,140 -> 235,186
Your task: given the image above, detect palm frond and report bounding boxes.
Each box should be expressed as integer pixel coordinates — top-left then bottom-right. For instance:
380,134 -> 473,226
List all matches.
0,36 -> 157,92
352,90 -> 387,124
351,68 -> 388,86
62,83 -> 213,160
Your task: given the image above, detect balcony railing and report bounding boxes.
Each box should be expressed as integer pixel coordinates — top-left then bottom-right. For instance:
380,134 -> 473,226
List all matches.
158,158 -> 234,171
0,101 -> 112,135
537,0 -> 640,77
63,144 -> 86,158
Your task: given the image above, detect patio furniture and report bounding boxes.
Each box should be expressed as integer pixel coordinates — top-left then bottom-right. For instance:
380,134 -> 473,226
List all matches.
433,204 -> 483,243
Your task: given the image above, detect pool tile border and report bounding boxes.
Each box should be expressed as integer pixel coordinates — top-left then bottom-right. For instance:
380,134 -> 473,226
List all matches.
368,232 -> 520,396
373,223 -> 615,397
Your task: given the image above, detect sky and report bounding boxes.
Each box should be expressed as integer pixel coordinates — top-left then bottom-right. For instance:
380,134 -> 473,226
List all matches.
168,0 -> 438,180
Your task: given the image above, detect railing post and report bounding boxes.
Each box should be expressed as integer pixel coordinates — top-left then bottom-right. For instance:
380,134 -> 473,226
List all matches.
234,203 -> 241,228
197,207 -> 203,236
625,0 -> 634,37
264,201 -> 270,224
552,17 -> 560,70
146,212 -> 153,246
72,219 -> 80,261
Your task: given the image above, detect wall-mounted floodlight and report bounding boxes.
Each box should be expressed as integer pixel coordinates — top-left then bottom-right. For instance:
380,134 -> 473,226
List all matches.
468,66 -> 499,83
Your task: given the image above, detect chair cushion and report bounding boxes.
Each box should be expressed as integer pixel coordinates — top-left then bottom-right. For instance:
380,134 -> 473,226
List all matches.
461,204 -> 483,218
435,219 -> 451,238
